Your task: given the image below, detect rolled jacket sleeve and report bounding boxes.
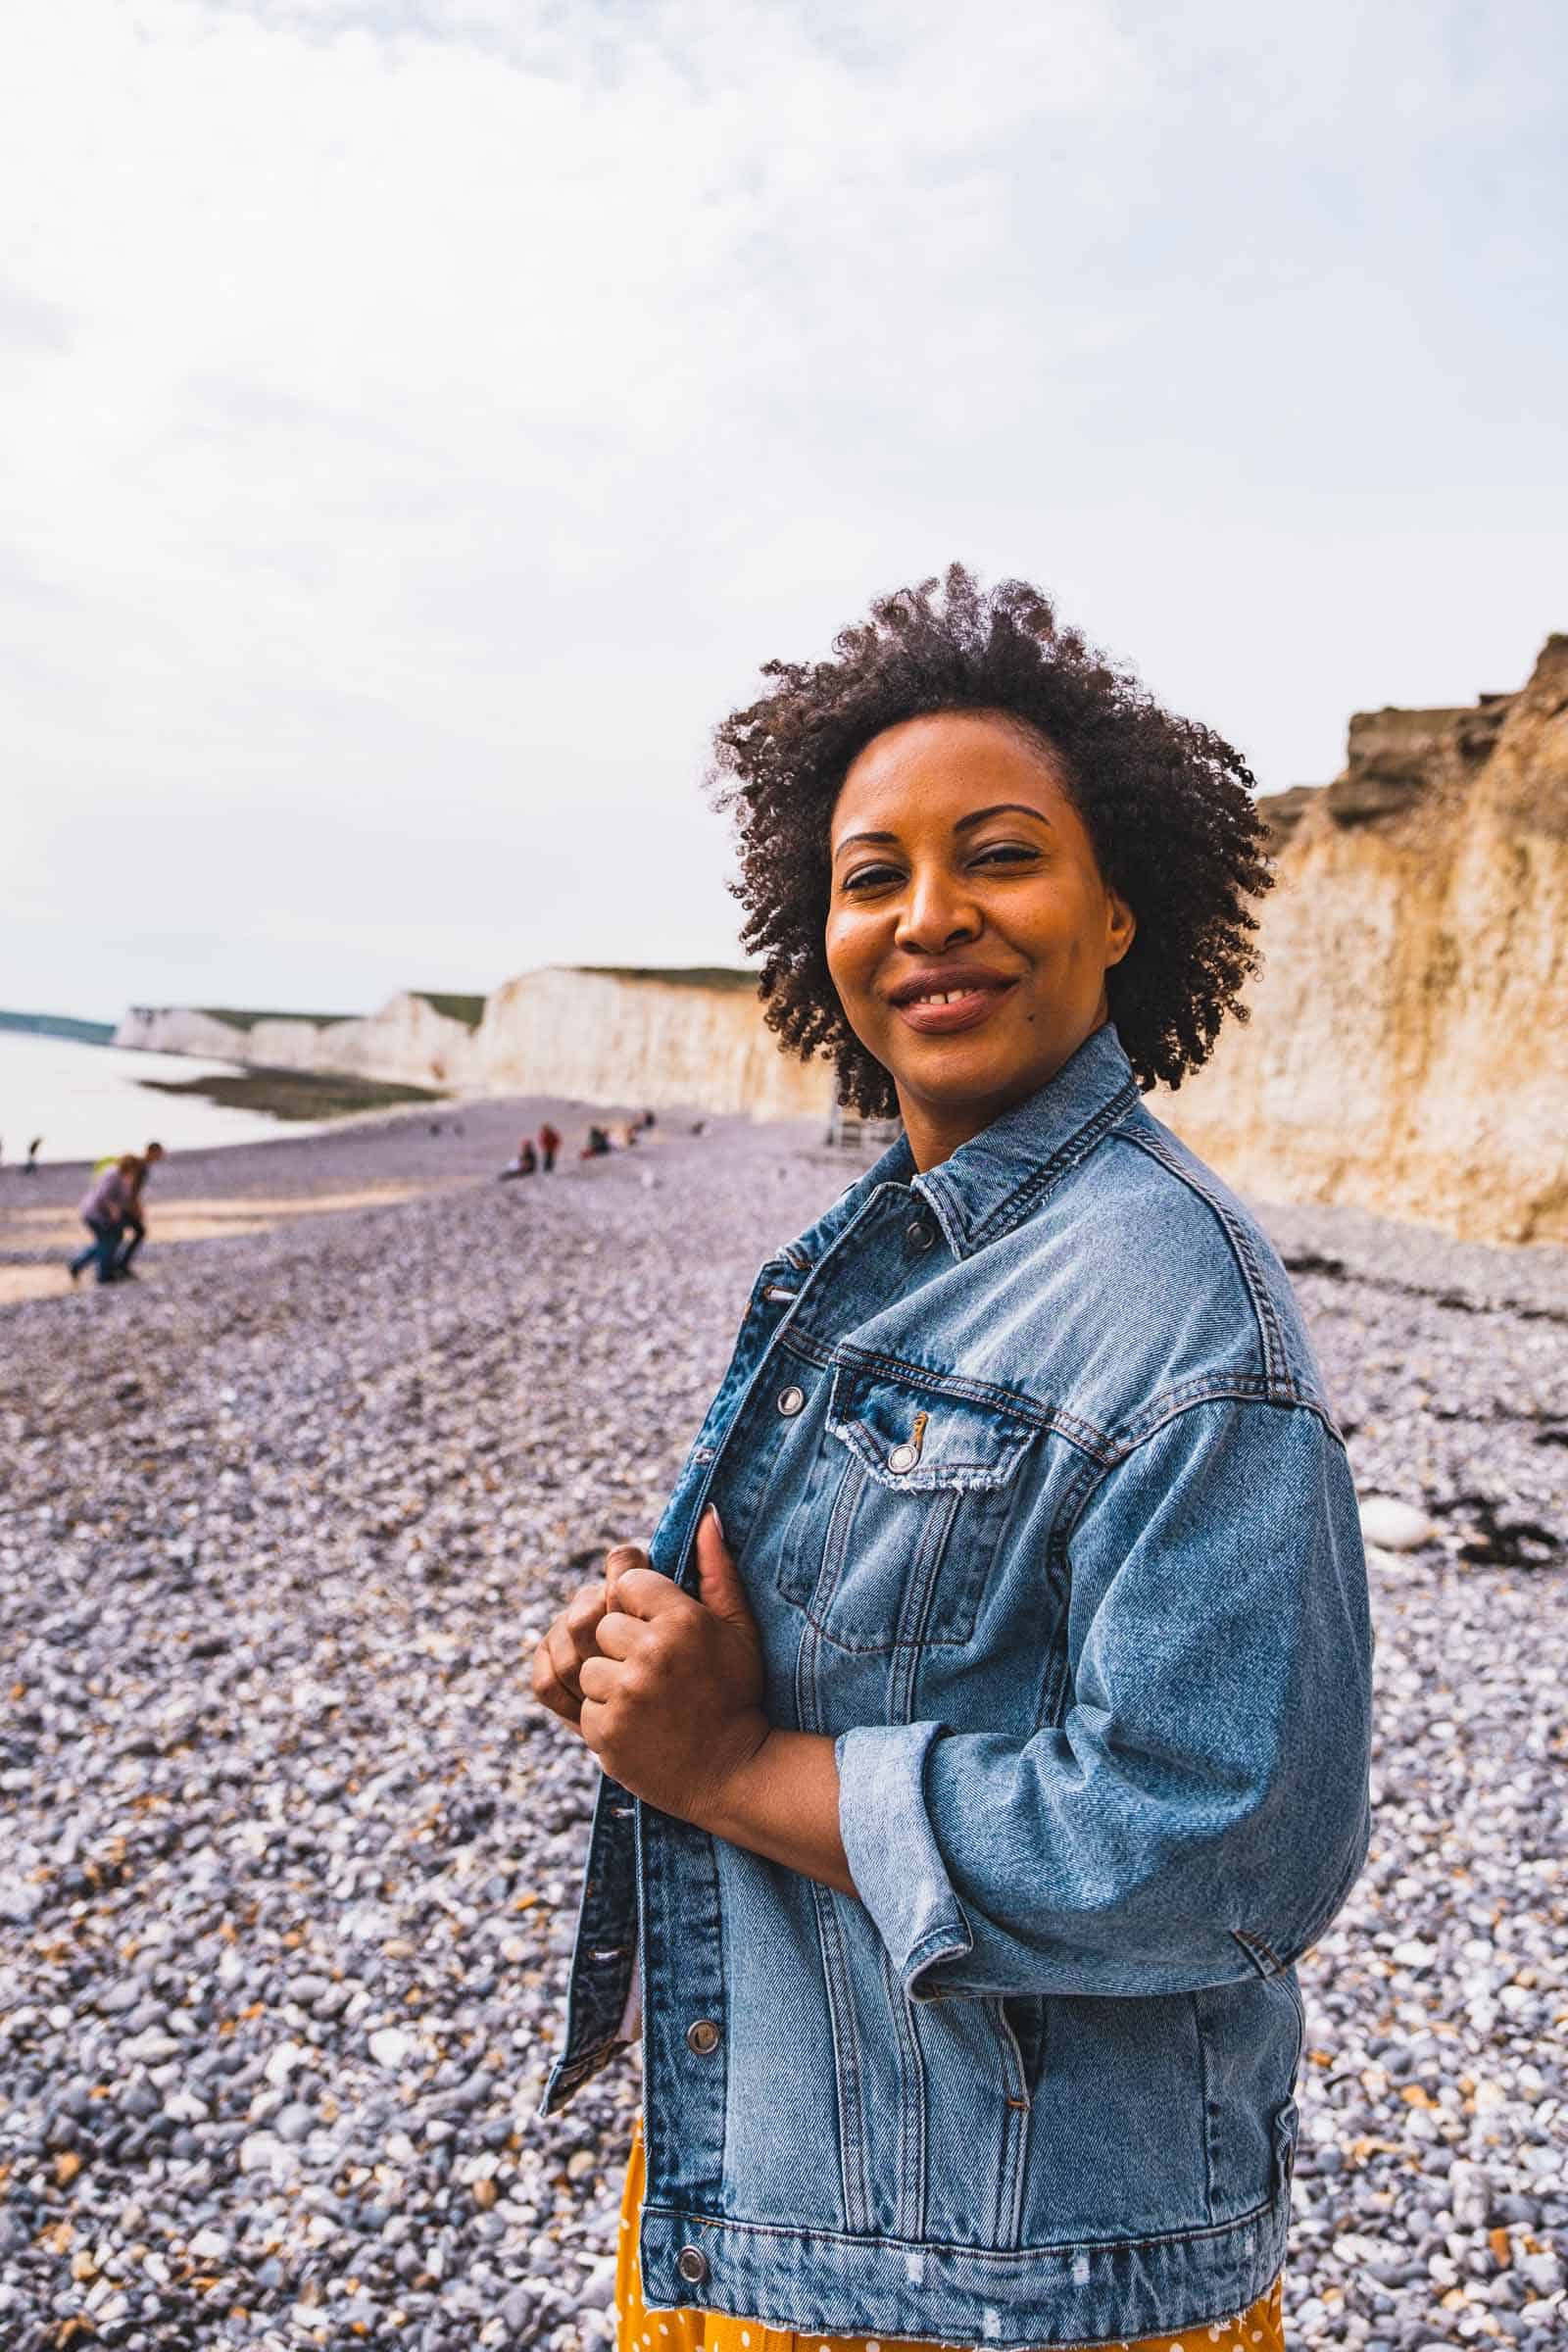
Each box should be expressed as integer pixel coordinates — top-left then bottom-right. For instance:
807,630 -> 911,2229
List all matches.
837,1398 -> 1373,2001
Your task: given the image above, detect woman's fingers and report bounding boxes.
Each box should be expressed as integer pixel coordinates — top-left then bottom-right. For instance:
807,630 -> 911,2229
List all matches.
604,1543 -> 650,1605
578,1651 -> 616,1703
531,1549 -> 661,1734
530,1640 -> 583,1724
564,1578 -> 610,1655
530,1580 -> 610,1724
593,1608 -> 636,1660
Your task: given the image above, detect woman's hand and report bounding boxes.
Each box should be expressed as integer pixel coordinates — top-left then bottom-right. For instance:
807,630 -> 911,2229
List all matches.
530,1573 -> 616,1727
575,1509 -> 771,1827
533,1511 -> 857,1896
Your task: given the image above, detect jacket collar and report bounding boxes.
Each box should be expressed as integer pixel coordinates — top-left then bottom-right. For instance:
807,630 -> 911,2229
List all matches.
914,1021 -> 1141,1257
786,1022 -> 1142,1271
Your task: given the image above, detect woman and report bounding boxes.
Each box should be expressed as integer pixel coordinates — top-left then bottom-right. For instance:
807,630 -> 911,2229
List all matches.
533,569 -> 1372,2352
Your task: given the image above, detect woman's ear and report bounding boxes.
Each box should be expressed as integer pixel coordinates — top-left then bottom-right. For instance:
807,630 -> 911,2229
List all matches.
1103,888 -> 1136,970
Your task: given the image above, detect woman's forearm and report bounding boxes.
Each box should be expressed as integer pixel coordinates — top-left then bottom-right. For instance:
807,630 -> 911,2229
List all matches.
696,1727 -> 858,1898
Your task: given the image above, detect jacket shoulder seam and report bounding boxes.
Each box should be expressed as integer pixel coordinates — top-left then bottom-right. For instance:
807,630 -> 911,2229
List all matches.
1115,1122 -> 1300,1404
1051,1390 -> 1348,1566
1106,1379 -> 1344,1461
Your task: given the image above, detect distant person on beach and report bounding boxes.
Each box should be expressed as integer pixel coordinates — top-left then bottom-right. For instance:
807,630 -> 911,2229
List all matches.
69,1155 -> 138,1287
114,1141 -> 165,1278
580,1124 -> 612,1159
538,1121 -> 561,1172
498,1139 -> 538,1180
24,1137 -> 42,1174
533,566 -> 1371,2352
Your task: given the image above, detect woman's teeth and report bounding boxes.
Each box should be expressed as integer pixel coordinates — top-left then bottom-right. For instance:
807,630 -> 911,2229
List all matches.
911,988 -> 979,1004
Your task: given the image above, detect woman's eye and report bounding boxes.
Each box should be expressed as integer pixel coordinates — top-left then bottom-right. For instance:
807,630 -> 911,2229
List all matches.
840,862 -> 904,894
971,842 -> 1040,869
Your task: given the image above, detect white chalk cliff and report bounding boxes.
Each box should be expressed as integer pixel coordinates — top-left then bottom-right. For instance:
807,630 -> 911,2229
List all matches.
116,640 -> 1568,1240
1159,635 -> 1568,1244
116,975 -> 829,1122
115,992 -> 488,1094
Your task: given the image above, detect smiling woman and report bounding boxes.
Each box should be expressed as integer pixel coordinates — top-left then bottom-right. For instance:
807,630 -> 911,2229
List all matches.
713,564 -> 1272,1118
534,567 -> 1372,2352
824,711 -> 1139,1169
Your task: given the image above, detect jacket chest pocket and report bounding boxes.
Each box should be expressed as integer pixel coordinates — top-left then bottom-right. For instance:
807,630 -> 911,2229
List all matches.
774,1367 -> 1034,1651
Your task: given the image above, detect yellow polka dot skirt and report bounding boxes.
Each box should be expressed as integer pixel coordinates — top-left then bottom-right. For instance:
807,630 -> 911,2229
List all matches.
616,2114 -> 1287,2352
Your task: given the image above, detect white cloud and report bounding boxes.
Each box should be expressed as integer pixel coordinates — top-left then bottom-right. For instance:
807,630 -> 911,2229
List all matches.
1,0 -> 1564,1019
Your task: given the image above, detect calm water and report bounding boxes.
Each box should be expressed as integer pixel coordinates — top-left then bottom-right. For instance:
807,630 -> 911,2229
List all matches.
0,1033 -> 329,1165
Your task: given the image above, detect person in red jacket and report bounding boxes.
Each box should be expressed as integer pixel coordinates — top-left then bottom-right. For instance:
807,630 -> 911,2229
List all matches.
538,1121 -> 562,1172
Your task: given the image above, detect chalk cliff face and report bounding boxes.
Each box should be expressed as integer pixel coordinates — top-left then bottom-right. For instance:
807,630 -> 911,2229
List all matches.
474,968 -> 827,1119
1159,636 -> 1568,1244
116,975 -> 828,1122
115,644 -> 1567,1238
116,994 -> 487,1092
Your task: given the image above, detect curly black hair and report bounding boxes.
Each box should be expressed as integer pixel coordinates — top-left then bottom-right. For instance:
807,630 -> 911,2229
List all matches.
710,564 -> 1273,1117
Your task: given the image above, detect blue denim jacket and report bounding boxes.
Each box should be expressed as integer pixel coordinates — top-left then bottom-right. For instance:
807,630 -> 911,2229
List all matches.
544,1023 -> 1373,2349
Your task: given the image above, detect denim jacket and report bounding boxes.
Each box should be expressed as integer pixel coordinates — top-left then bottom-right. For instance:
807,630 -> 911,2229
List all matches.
544,1023 -> 1373,2349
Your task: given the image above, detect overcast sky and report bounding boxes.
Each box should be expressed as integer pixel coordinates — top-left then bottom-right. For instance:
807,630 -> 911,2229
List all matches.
5,0 -> 1565,1023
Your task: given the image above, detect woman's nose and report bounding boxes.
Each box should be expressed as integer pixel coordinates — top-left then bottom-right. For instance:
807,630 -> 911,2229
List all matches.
895,863 -> 981,953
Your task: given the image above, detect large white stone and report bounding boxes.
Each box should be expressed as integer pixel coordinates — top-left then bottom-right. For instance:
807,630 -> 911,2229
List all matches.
1358,1496 -> 1438,1552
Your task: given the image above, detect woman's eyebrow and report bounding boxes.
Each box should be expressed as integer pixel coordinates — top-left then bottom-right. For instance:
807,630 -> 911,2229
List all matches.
832,829 -> 900,858
953,802 -> 1054,833
832,804 -> 1054,859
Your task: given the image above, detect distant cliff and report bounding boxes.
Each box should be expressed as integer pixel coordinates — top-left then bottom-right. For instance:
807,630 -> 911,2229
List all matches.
473,967 -> 825,1119
116,974 -> 829,1122
115,992 -> 488,1093
115,643 -> 1568,1238
1159,635 -> 1568,1244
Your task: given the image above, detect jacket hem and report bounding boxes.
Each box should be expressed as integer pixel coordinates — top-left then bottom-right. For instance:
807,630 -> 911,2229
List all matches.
636,2185 -> 1291,2349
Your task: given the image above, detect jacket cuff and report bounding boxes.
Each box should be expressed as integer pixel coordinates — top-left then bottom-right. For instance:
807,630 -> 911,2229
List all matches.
836,1722 -> 973,1999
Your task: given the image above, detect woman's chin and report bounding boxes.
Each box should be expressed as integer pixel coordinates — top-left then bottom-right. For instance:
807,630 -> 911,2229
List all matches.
892,1041 -> 1053,1121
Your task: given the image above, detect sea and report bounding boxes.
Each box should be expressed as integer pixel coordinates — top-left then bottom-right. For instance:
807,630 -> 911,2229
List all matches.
0,1032 -> 328,1165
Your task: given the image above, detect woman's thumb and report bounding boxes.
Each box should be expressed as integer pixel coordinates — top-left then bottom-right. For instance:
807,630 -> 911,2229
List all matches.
694,1505 -> 750,1625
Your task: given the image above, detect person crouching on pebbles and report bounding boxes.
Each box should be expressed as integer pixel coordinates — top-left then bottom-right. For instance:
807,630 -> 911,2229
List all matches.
69,1154 -> 139,1287
114,1139 -> 164,1278
533,567 -> 1373,2352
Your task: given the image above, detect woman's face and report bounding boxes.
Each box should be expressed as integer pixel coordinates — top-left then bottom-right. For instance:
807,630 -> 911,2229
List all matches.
825,710 -> 1135,1170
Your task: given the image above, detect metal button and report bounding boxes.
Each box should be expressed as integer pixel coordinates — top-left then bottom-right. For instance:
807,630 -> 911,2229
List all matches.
887,1443 -> 918,1474
905,1218 -> 934,1252
776,1385 -> 806,1417
685,2018 -> 720,2055
676,2246 -> 709,2285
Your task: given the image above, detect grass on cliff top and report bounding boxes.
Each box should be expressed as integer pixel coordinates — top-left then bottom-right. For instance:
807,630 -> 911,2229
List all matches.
136,1066 -> 446,1121
194,1006 -> 356,1031
576,965 -> 759,994
413,992 -> 486,1028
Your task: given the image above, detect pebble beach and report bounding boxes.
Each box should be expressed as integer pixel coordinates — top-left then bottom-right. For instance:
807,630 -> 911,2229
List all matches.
1,1104 -> 1564,2352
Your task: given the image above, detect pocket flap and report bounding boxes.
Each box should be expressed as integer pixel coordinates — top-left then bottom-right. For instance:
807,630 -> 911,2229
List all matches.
828,1368 -> 1034,1492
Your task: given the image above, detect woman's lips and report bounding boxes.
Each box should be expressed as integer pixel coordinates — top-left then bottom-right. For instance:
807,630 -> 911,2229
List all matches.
890,980 -> 1017,1036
